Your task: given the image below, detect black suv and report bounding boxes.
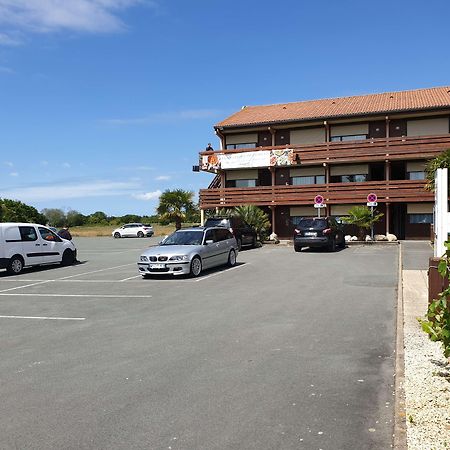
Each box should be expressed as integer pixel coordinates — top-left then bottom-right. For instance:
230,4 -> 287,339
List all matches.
204,216 -> 257,250
293,216 -> 345,252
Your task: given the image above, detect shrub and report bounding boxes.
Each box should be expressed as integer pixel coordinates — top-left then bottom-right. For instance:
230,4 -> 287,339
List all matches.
420,241 -> 450,358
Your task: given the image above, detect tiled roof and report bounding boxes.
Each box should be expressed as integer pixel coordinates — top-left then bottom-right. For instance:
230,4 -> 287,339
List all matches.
216,86 -> 450,128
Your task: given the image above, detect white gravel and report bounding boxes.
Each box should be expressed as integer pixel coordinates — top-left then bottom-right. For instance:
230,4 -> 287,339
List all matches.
403,270 -> 450,450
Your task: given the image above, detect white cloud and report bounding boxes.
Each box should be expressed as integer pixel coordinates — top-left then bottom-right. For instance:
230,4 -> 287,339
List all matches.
9,172 -> 18,177
62,162 -> 71,168
133,190 -> 162,201
4,161 -> 14,167
102,109 -> 222,126
0,0 -> 155,44
0,179 -> 141,202
0,65 -> 14,74
155,175 -> 170,181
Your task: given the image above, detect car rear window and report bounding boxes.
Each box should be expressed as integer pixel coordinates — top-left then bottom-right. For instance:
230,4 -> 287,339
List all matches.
298,218 -> 328,228
205,218 -> 230,227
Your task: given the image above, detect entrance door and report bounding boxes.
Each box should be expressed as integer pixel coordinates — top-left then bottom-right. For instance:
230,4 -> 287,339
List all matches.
391,204 -> 406,239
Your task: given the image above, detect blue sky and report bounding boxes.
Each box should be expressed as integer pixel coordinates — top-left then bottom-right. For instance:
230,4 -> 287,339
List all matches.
0,0 -> 449,216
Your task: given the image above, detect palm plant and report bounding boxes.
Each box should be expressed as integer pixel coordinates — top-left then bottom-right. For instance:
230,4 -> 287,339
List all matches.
233,205 -> 271,242
342,205 -> 384,240
425,148 -> 450,191
156,189 -> 196,230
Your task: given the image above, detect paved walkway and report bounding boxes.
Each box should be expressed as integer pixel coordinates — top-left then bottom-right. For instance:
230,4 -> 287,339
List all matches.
402,252 -> 450,449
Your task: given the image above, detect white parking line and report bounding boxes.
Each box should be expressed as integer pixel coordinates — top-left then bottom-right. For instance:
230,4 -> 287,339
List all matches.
0,280 -> 52,293
193,263 -> 248,282
0,293 -> 152,298
59,263 -> 136,280
119,275 -> 141,282
0,315 -> 86,321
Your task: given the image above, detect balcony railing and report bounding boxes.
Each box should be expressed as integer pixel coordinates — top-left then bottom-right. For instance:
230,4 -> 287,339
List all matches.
199,134 -> 450,170
199,180 -> 432,209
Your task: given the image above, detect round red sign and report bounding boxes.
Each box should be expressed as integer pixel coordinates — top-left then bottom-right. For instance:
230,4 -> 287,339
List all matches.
367,193 -> 377,203
314,195 -> 324,205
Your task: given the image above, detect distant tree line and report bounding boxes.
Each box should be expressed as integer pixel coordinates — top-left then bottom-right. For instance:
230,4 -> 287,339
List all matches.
0,189 -> 200,227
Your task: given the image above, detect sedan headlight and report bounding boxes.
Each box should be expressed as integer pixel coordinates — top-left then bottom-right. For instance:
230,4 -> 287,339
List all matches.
140,255 -> 148,261
169,255 -> 189,261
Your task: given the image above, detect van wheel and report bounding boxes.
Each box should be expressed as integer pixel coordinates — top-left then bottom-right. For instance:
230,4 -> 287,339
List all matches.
7,255 -> 24,275
227,249 -> 236,267
61,249 -> 75,266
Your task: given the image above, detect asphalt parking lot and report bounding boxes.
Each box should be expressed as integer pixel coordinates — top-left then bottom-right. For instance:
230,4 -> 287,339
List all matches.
0,238 -> 398,450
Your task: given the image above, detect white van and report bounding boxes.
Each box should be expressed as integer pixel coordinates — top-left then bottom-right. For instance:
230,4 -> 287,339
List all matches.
0,223 -> 77,275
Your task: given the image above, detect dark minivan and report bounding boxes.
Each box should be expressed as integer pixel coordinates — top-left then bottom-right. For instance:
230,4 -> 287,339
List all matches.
204,216 -> 257,250
293,216 -> 345,252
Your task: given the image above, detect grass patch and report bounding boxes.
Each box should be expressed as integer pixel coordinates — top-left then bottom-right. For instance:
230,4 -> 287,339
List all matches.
71,224 -> 198,237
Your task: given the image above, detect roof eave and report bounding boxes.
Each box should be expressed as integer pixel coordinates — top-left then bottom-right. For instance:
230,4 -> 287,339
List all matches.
214,105 -> 450,131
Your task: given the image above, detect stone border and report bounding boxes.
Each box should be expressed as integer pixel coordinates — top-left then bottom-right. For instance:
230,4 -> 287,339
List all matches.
394,243 -> 407,449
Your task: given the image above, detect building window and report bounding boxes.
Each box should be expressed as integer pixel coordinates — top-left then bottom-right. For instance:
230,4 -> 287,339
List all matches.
291,175 -> 325,185
408,171 -> 425,180
330,134 -> 367,142
226,143 -> 257,150
408,214 -> 433,224
227,180 -> 256,187
331,174 -> 367,183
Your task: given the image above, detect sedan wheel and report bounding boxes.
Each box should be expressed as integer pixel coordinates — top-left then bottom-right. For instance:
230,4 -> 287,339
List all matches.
236,238 -> 242,251
294,245 -> 302,252
227,249 -> 236,267
114,232 -> 121,238
190,256 -> 202,277
137,231 -> 144,238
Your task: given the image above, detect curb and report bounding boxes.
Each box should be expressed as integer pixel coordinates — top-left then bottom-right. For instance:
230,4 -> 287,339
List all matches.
394,242 -> 407,449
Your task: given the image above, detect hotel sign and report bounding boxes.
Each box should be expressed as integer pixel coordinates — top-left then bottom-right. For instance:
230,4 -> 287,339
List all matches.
202,149 -> 295,171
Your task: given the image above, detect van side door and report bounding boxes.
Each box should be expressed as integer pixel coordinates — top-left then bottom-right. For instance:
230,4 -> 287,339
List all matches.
18,225 -> 44,266
38,227 -> 64,264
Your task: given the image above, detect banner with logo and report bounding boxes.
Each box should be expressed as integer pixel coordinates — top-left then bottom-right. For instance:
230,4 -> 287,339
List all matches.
201,149 -> 294,171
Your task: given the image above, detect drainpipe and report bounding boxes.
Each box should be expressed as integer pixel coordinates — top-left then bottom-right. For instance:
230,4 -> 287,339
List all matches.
269,126 -> 276,146
215,128 -> 225,150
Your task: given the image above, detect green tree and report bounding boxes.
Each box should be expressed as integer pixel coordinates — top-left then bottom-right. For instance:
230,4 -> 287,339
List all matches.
233,205 -> 271,242
425,148 -> 450,191
87,211 -> 108,225
0,198 -> 46,224
41,208 -> 66,227
66,210 -> 86,227
157,189 -> 196,230
342,205 -> 384,240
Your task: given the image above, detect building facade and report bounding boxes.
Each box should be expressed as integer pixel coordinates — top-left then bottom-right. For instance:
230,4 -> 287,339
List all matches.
198,87 -> 450,239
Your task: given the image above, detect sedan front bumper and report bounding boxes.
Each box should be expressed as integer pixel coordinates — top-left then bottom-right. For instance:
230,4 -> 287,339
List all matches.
138,261 -> 190,276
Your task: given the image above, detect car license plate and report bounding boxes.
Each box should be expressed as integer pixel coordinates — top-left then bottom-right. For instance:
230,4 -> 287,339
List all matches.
304,232 -> 317,237
150,263 -> 166,269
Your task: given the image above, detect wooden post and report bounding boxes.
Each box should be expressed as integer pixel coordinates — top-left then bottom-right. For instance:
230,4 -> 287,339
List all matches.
270,206 -> 276,234
200,209 -> 205,226
385,202 -> 390,235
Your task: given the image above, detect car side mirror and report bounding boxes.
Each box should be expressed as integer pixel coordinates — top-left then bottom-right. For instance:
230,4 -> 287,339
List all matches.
205,239 -> 214,245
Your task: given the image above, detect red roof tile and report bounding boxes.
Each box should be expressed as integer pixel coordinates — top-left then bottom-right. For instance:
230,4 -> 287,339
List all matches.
216,86 -> 450,128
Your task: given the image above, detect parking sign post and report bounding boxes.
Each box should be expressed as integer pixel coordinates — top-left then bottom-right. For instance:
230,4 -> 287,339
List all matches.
314,195 -> 325,218
366,193 -> 378,240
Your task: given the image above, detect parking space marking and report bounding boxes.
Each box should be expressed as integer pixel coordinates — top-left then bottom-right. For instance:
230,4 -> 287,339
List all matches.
193,263 -> 249,282
0,280 -> 52,293
0,293 -> 152,298
0,315 -> 86,321
59,263 -> 136,280
119,275 -> 141,282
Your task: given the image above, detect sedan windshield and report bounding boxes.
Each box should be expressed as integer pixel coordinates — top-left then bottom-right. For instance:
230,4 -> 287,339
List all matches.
161,230 -> 204,246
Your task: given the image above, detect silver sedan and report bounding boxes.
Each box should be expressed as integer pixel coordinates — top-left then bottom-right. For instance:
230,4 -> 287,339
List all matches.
137,227 -> 238,278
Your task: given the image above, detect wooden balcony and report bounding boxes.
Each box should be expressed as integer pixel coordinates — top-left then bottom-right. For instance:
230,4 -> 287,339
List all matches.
199,134 -> 450,170
199,180 -> 432,209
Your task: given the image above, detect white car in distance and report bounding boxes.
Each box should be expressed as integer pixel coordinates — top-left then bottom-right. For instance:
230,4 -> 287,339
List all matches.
112,223 -> 154,238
